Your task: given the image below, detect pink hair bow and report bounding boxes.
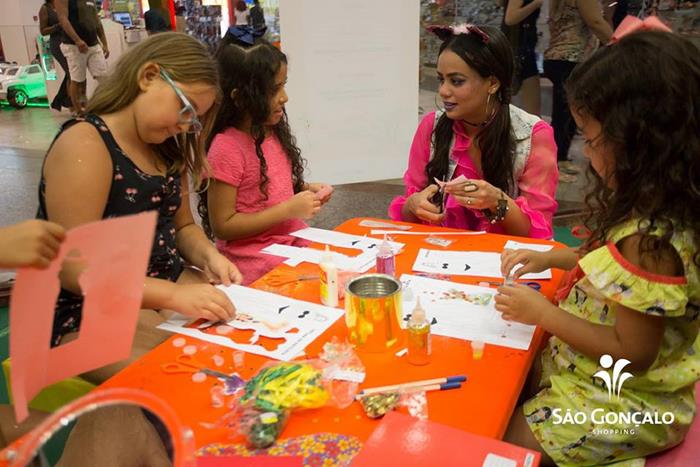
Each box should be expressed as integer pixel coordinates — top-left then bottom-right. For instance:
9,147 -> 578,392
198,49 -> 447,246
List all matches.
609,15 -> 672,44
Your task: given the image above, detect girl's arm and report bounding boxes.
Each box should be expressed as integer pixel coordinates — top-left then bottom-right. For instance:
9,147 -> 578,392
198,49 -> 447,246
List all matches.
504,0 -> 543,26
207,179 -> 318,241
175,174 -> 242,285
497,234 -> 682,371
577,0 -> 614,43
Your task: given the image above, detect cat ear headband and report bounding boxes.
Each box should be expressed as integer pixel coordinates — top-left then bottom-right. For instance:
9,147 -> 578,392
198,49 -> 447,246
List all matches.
426,23 -> 489,44
608,15 -> 671,44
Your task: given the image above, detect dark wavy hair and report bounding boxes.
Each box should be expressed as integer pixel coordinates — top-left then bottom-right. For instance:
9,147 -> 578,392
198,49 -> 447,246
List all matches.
426,25 -> 516,196
199,41 -> 306,238
567,31 -> 700,266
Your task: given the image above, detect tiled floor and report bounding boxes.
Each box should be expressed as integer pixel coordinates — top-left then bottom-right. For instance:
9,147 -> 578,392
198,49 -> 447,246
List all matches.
0,79 -> 590,230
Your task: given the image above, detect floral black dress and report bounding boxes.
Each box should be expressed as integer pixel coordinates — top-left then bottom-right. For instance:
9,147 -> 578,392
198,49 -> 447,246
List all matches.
37,114 -> 185,346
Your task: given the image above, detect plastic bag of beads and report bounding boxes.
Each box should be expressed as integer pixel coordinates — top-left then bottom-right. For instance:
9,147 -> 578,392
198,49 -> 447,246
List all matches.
236,361 -> 330,448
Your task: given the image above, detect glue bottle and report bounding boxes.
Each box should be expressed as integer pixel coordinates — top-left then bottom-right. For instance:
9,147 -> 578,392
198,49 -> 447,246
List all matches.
319,245 -> 339,307
376,235 -> 396,277
407,297 -> 431,365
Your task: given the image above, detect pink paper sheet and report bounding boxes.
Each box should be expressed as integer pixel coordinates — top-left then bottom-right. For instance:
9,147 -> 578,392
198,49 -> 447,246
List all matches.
9,212 -> 157,421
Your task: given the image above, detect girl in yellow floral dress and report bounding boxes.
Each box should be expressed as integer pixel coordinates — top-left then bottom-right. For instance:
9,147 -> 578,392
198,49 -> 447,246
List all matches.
495,25 -> 700,466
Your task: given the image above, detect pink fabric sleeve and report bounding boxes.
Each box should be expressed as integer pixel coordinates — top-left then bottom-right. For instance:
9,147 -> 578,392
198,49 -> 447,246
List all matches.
513,121 -> 559,239
206,133 -> 245,187
388,112 -> 436,221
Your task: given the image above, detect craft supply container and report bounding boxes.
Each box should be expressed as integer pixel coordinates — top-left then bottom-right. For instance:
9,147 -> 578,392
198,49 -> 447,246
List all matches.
344,274 -> 403,353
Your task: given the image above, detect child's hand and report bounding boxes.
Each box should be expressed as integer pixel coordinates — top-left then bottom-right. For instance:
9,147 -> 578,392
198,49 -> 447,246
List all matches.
307,183 -> 334,204
500,248 -> 551,279
167,283 -> 236,322
287,191 -> 321,219
0,220 -> 66,269
494,284 -> 551,325
407,185 -> 444,224
203,251 -> 243,286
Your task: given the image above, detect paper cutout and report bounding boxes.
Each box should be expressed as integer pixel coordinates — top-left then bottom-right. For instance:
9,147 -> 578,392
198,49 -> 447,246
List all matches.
197,456 -> 303,466
9,212 -> 157,421
412,248 -> 552,280
433,174 -> 469,189
370,229 -> 485,236
262,227 -> 405,272
358,219 -> 412,230
159,285 -> 343,360
290,227 -> 404,253
400,274 -> 536,350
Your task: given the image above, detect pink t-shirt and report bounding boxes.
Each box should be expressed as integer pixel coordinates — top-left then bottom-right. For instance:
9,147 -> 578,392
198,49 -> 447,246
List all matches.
207,127 -> 308,285
388,111 -> 558,239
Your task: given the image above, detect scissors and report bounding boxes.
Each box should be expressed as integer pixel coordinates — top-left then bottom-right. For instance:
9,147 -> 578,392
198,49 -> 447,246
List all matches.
161,354 -> 231,380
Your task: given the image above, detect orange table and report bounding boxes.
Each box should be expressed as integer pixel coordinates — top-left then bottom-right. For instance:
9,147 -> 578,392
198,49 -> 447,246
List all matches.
102,218 -> 565,448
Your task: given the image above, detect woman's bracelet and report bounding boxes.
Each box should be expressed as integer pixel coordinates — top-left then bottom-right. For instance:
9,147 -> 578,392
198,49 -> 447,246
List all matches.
483,190 -> 509,224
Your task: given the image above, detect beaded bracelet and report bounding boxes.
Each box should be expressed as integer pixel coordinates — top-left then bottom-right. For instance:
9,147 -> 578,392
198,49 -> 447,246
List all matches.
483,190 -> 509,224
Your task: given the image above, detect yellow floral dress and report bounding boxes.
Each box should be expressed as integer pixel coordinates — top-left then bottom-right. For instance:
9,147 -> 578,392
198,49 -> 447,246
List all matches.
523,219 -> 700,466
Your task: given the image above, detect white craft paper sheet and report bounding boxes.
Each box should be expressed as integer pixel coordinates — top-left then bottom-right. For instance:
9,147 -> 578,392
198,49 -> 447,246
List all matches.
158,285 -> 343,360
412,248 -> 552,280
262,227 -> 404,272
400,274 -> 536,351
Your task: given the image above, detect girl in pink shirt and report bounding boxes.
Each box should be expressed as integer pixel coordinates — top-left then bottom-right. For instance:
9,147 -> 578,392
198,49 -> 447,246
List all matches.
200,42 -> 331,285
389,25 -> 558,239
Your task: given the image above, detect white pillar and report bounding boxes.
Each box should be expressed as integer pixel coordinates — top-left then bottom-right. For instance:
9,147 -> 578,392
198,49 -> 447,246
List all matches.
279,0 -> 420,184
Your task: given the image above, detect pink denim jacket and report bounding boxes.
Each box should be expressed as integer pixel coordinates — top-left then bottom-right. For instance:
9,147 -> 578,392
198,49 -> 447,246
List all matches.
388,107 -> 558,239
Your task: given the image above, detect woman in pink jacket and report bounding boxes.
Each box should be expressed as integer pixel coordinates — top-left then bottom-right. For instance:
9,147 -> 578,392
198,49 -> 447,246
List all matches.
389,25 -> 558,239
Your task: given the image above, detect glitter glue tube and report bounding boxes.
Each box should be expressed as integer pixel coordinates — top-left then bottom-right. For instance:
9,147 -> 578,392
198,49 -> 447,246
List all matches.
376,234 -> 396,277
319,245 -> 339,307
407,297 -> 431,366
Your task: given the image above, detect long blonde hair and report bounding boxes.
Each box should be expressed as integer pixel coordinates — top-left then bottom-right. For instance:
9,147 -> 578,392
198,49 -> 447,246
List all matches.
87,32 -> 220,186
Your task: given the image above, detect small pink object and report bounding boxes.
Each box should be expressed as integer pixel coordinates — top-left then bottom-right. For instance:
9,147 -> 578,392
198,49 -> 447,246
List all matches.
183,345 -> 197,356
478,282 -> 490,287
210,386 -> 225,408
212,355 -> 225,367
172,337 -> 186,348
191,372 -> 207,383
215,325 -> 233,335
233,351 -> 244,368
315,185 -> 333,200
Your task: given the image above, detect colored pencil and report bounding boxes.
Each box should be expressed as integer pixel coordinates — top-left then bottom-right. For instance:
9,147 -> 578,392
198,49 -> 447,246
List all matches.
357,375 -> 467,397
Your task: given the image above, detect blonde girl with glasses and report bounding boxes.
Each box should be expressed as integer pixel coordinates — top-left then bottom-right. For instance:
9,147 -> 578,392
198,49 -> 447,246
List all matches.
37,32 -> 242,383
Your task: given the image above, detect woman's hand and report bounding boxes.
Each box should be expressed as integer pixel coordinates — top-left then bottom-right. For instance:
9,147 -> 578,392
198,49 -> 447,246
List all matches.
445,179 -> 502,211
306,182 -> 333,204
406,185 -> 444,224
203,250 -> 243,286
165,283 -> 236,322
500,248 -> 552,279
494,284 -> 552,325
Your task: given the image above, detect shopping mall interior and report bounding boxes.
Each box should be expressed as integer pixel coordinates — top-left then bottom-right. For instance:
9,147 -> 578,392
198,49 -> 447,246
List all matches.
0,0 -> 699,465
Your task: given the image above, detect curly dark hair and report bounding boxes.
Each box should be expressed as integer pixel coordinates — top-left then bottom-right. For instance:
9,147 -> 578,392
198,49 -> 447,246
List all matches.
566,31 -> 700,267
426,25 -> 517,197
199,41 -> 306,238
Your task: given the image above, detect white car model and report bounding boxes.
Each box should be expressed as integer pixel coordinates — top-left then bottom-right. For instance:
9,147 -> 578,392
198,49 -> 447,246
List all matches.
0,64 -> 47,108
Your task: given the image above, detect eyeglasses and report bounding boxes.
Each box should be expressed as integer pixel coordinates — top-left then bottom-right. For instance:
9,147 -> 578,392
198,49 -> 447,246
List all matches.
159,69 -> 202,134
